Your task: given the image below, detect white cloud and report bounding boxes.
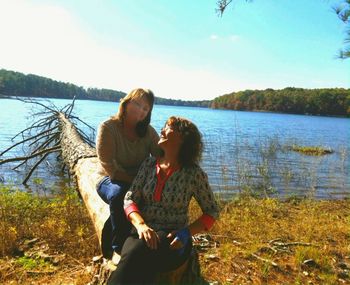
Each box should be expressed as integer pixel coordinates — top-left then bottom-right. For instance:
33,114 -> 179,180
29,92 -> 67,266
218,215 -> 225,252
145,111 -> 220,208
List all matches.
0,0 -> 245,100
210,34 -> 219,40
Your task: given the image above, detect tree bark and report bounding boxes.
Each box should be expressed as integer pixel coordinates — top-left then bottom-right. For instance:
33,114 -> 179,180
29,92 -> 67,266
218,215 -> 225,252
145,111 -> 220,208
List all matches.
59,113 -> 108,244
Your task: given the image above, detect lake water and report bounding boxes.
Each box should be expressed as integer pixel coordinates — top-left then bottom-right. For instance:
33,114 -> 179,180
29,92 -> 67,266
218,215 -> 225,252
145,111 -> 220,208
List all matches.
0,97 -> 349,199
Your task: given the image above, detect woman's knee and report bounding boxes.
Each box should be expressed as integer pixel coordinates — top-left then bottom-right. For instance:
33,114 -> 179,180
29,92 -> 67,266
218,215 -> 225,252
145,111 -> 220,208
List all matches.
98,180 -> 128,204
121,236 -> 149,260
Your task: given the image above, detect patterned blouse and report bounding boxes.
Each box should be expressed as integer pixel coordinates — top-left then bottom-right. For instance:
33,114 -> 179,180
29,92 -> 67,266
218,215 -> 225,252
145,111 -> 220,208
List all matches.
124,157 -> 220,232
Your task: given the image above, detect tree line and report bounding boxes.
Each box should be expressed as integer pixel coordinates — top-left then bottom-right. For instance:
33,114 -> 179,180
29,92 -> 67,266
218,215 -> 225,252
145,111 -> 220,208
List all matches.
1,69 -> 349,116
211,87 -> 350,116
0,69 -> 210,107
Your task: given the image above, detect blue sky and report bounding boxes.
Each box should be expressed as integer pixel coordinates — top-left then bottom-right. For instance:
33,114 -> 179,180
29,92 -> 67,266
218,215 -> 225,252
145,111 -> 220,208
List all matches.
0,0 -> 349,100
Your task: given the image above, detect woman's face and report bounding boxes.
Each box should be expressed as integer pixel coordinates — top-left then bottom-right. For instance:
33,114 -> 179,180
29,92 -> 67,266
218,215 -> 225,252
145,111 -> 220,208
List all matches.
158,123 -> 183,150
125,97 -> 150,123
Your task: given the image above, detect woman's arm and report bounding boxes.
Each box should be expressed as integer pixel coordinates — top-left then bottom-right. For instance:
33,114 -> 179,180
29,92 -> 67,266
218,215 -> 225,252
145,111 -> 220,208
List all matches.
123,158 -> 159,249
96,122 -> 134,183
168,168 -> 219,249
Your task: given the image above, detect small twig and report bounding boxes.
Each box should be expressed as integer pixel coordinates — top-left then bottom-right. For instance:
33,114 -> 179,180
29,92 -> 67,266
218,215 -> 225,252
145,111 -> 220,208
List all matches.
76,129 -> 95,146
17,97 -> 58,113
28,132 -> 60,147
280,242 -> 316,247
71,115 -> 96,132
66,96 -> 76,117
251,253 -> 279,268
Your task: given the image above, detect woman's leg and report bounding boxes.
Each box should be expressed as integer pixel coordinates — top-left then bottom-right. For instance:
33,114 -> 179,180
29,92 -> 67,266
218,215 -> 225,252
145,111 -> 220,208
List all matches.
155,231 -> 192,273
97,177 -> 131,253
108,234 -> 155,285
108,231 -> 192,285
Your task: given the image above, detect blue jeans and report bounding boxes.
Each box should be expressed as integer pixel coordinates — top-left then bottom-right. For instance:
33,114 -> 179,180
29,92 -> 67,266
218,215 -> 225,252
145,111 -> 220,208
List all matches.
97,177 -> 131,256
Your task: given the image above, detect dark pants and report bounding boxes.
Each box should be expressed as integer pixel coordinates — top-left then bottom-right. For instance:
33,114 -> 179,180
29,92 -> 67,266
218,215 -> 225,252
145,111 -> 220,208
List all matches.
108,231 -> 192,285
97,177 -> 131,256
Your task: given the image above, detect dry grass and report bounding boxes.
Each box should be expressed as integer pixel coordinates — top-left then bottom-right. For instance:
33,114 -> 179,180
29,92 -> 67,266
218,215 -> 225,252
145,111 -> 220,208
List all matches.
193,197 -> 350,285
0,185 -> 99,284
1,186 -> 349,284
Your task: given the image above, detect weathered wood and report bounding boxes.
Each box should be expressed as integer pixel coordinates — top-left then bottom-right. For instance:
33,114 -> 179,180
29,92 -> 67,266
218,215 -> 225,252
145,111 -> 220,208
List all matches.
59,113 -> 107,243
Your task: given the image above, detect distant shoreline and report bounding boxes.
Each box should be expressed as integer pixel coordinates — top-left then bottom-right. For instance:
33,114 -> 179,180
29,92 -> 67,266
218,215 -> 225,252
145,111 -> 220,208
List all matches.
1,93 -> 349,118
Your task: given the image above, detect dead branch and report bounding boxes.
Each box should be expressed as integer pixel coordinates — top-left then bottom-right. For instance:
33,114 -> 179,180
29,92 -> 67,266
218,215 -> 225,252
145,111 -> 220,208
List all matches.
17,97 -> 58,113
29,132 -> 60,148
251,253 -> 279,268
1,126 -> 59,156
23,152 -> 51,185
0,146 -> 61,165
11,115 -> 57,141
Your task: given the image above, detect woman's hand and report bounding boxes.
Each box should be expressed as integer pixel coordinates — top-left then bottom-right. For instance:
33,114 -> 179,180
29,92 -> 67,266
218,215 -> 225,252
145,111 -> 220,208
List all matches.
167,231 -> 184,250
167,228 -> 191,251
135,222 -> 160,250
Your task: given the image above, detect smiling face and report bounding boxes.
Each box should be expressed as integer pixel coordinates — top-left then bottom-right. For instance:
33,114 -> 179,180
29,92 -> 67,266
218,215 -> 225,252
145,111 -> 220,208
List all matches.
158,123 -> 183,151
159,116 -> 203,167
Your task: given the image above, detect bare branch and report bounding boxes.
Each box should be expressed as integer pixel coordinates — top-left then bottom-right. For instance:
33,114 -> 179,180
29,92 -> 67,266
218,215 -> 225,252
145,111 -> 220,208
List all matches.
0,146 -> 61,165
11,115 -> 56,141
251,253 -> 279,268
17,97 -> 58,113
28,132 -> 60,147
12,136 -> 60,171
67,96 -> 76,117
22,152 -> 51,185
70,116 -> 96,132
1,126 -> 59,156
216,0 -> 233,16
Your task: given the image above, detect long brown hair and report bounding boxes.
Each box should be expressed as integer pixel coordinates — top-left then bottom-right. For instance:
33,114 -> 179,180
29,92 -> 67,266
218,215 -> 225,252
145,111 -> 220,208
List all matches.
115,88 -> 155,137
166,116 -> 203,167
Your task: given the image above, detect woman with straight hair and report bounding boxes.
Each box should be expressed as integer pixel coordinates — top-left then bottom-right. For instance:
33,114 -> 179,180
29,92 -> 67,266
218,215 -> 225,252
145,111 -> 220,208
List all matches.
108,116 -> 220,284
96,88 -> 162,257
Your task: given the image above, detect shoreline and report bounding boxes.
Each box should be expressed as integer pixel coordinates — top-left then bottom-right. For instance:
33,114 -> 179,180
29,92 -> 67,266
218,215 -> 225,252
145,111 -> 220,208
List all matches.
1,94 -> 349,118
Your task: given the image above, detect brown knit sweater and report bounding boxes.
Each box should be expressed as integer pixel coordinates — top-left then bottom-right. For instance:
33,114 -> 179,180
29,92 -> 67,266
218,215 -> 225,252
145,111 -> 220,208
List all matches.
96,118 -> 162,185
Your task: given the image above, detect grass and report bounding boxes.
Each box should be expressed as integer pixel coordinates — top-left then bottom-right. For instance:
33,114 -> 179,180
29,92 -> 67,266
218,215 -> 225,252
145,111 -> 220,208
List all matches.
190,197 -> 350,285
0,185 -> 99,284
290,145 -> 334,156
0,186 -> 349,284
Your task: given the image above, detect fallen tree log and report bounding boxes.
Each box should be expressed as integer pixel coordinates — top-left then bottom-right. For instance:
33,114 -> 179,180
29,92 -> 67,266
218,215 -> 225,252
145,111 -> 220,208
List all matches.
58,113 -> 107,243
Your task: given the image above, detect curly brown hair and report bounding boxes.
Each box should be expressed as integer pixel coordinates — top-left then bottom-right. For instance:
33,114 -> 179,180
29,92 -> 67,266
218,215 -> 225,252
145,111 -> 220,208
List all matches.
165,116 -> 203,167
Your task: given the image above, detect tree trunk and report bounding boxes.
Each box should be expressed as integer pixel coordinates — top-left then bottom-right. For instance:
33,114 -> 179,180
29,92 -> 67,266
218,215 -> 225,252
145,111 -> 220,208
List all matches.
59,113 -> 107,244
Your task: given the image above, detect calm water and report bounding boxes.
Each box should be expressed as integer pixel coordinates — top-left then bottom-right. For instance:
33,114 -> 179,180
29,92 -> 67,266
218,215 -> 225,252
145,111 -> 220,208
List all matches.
0,97 -> 349,199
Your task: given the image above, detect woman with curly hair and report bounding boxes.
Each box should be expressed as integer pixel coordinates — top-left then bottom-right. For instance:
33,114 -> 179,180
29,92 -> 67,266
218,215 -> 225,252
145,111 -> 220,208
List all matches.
108,116 -> 220,285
